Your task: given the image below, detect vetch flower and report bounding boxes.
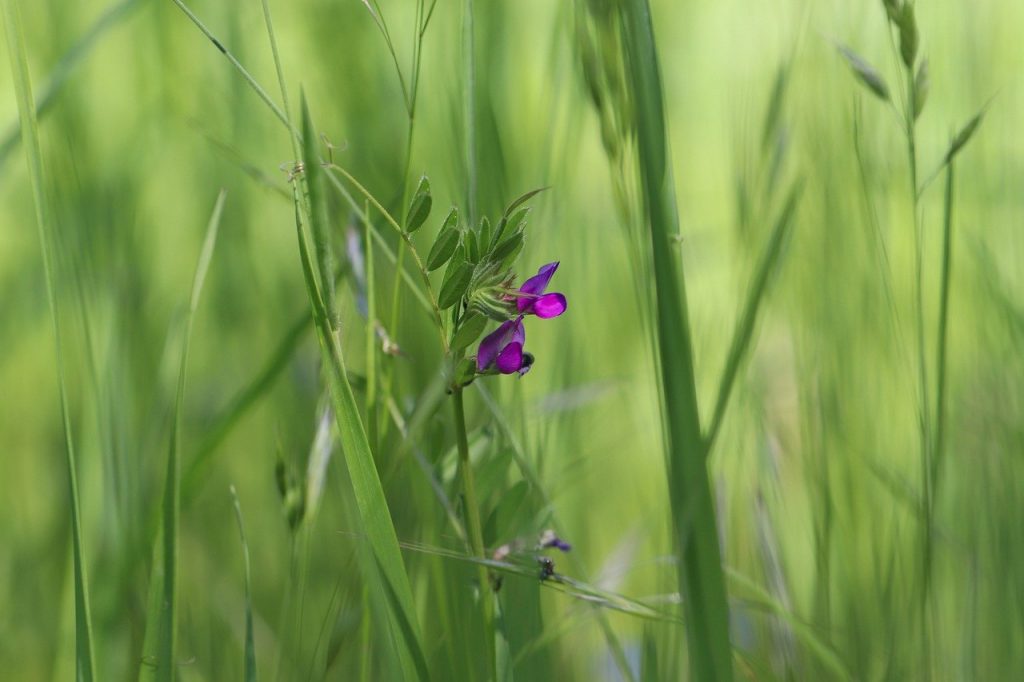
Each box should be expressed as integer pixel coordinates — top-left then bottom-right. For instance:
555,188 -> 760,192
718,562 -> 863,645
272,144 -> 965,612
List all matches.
476,316 -> 534,376
516,262 -> 567,318
538,529 -> 572,553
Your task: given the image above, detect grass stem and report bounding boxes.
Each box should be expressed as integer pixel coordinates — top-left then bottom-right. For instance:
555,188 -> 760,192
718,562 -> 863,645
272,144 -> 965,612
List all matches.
452,388 -> 496,680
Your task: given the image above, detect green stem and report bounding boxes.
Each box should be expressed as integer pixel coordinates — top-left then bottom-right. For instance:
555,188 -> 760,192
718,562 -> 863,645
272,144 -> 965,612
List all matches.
382,114 -> 417,443
933,159 -> 954,496
365,200 -> 379,456
463,0 -> 477,225
326,163 -> 448,353
170,0 -> 298,142
904,58 -> 933,674
452,388 -> 495,680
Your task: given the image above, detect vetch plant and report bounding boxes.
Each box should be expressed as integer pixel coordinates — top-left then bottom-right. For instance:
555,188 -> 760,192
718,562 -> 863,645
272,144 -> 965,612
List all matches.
320,163 -> 567,678
418,184 -> 567,678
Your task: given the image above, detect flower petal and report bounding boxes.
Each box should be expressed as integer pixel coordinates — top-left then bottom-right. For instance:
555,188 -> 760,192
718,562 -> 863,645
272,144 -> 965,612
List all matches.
509,315 -> 525,346
496,342 -> 524,374
477,319 -> 515,371
516,262 -> 560,311
530,292 -> 566,319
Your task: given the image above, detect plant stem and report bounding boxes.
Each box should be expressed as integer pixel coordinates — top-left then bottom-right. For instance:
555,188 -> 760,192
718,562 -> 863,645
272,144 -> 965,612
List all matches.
463,0 -> 477,225
385,0 -> 432,442
327,163 -> 448,352
933,159 -> 954,497
903,58 -> 933,675
383,114 -> 417,443
365,200 -> 379,456
452,387 -> 495,680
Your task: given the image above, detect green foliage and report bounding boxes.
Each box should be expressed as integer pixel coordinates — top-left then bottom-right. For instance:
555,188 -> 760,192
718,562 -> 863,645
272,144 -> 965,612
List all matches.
2,0 -> 1022,680
439,261 -> 474,309
296,97 -> 429,682
2,1 -> 97,678
427,210 -> 461,270
450,312 -> 488,351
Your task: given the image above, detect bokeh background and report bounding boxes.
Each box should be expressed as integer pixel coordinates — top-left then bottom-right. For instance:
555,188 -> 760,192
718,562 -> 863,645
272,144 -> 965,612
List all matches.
2,0 -> 1023,679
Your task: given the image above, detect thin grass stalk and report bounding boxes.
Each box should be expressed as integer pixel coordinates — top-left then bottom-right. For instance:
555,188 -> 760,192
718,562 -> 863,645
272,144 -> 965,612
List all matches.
169,0 -> 438,329
932,159 -> 954,493
705,184 -> 801,454
157,190 -> 226,682
181,313 -> 308,500
452,388 -> 496,679
397,539 -> 684,625
899,43 -> 934,668
300,98 -> 337,316
260,0 -> 341,328
383,0 -> 435,445
474,383 -> 638,682
2,1 -> 97,677
292,182 -> 429,681
258,0 -> 296,157
230,485 -> 259,682
170,0 -> 295,138
463,0 -> 477,224
0,0 -> 146,165
852,105 -> 914,385
359,585 -> 372,682
928,158 -> 955,657
327,163 -> 448,351
365,202 -> 380,455
619,1 -> 734,679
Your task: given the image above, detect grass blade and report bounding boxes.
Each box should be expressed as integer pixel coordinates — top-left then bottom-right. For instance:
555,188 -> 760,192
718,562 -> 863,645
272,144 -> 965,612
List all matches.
0,0 -> 146,167
705,183 -> 801,452
396,539 -> 683,625
2,1 -> 97,678
293,158 -> 429,681
727,569 -> 852,681
363,203 -> 380,455
169,0 -> 294,135
181,312 -> 308,502
156,190 -> 226,681
300,96 -> 336,316
230,485 -> 258,682
619,1 -> 734,679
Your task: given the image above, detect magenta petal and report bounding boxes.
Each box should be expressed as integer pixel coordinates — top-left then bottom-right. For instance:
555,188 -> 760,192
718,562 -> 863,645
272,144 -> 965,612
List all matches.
531,293 -> 566,319
496,342 -> 524,374
509,316 -> 525,346
516,262 -> 560,311
477,320 -> 515,372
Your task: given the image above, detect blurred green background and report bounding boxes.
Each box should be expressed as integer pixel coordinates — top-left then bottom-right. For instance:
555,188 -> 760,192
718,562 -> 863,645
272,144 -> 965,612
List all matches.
2,0 -> 1023,679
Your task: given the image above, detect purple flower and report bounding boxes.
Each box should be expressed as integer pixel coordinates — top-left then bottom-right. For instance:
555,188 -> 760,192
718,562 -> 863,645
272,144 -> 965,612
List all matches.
476,316 -> 533,376
516,262 -> 567,319
539,529 -> 572,553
